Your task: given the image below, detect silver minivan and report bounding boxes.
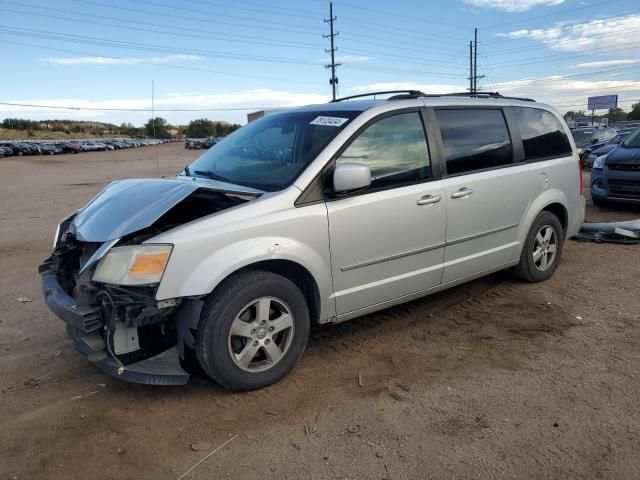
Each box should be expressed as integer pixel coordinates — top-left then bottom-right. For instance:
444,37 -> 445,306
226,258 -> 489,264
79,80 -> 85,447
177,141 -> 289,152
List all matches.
40,91 -> 585,390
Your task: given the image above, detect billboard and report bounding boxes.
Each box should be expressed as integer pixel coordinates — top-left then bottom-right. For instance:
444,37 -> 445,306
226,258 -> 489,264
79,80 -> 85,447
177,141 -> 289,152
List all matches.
587,94 -> 618,110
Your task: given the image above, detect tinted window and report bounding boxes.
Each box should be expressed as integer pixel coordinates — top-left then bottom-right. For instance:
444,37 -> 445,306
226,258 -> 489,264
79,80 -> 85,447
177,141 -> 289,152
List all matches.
337,112 -> 430,189
186,110 -> 359,191
513,107 -> 572,160
436,109 -> 512,175
622,127 -> 640,148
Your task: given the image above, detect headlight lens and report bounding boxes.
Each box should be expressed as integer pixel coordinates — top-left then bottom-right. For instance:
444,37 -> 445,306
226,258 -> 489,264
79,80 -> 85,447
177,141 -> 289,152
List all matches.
593,155 -> 607,169
93,244 -> 172,285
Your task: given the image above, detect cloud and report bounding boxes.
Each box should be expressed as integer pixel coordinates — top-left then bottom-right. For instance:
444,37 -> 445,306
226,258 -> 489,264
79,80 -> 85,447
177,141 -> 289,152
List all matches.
571,59 -> 640,68
462,0 -> 564,12
347,82 -> 467,94
40,54 -> 202,66
0,89 -> 330,125
497,13 -> 640,52
482,76 -> 640,110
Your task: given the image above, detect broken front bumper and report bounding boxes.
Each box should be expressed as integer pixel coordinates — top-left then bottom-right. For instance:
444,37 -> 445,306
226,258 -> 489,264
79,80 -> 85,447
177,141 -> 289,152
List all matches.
39,260 -> 190,386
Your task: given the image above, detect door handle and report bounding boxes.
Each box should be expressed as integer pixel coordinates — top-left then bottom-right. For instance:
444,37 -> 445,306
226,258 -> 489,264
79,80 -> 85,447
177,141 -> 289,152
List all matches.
417,194 -> 442,205
451,187 -> 473,199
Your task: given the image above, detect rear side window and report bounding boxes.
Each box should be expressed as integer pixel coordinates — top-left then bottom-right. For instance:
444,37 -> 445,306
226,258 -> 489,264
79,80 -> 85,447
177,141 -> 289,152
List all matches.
337,112 -> 430,189
436,109 -> 512,175
512,107 -> 572,161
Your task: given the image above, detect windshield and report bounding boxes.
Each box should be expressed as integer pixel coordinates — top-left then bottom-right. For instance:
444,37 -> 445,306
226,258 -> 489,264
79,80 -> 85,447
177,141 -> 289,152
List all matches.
184,110 -> 360,191
621,127 -> 640,148
571,129 -> 595,146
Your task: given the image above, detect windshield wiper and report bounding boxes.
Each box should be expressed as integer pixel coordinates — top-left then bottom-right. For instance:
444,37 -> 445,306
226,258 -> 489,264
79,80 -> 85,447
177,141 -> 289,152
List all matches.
193,170 -> 236,184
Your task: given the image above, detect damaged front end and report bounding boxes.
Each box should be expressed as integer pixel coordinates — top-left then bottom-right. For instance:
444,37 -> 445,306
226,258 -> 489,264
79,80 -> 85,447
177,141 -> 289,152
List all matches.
39,178 -> 260,385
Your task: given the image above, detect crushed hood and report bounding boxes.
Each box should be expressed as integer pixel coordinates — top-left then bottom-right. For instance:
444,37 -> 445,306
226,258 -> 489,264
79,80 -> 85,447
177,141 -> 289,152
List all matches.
70,177 -> 261,242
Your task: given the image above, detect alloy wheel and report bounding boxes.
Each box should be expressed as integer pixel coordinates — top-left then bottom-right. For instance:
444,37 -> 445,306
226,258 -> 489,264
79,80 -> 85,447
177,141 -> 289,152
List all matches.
227,296 -> 295,373
532,225 -> 557,271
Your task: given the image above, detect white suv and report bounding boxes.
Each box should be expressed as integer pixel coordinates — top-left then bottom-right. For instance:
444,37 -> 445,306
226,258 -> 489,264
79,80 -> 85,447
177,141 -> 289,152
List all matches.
41,91 -> 585,390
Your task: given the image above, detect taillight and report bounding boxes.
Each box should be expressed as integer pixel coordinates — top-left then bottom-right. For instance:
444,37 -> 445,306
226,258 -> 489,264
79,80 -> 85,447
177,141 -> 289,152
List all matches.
578,156 -> 583,195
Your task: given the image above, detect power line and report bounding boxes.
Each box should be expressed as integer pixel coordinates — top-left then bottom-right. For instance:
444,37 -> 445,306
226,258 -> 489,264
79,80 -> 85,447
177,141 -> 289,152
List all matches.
0,101 -> 282,112
0,27 -> 320,66
482,65 -> 640,89
0,39 -> 326,86
483,24 -> 640,54
308,0 -> 471,30
75,0 -> 324,34
481,0 -> 623,29
481,41 -> 640,69
0,6 -> 321,52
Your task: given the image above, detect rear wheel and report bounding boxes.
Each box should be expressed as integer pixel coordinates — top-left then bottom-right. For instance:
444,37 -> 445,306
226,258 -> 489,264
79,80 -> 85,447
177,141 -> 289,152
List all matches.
196,271 -> 310,391
513,211 -> 564,282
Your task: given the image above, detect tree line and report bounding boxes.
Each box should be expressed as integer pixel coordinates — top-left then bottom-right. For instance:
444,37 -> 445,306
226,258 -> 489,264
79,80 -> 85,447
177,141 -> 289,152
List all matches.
1,117 -> 242,138
563,101 -> 640,123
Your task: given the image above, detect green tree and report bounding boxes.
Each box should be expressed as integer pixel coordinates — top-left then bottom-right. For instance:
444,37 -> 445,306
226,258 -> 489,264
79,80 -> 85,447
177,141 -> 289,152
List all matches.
628,102 -> 640,121
119,122 -> 136,136
185,118 -> 217,138
144,117 -> 171,138
607,107 -> 627,122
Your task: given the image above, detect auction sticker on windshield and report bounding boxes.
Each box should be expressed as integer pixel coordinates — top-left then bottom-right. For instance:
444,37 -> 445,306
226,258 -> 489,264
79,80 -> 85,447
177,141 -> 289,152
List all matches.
310,116 -> 350,127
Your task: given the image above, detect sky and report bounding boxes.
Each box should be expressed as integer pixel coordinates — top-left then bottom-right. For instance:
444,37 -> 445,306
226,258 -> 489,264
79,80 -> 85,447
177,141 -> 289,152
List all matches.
1,0 -> 639,126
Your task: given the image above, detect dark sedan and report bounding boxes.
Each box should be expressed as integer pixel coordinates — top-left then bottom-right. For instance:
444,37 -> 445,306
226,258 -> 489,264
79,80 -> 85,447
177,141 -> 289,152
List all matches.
591,128 -> 640,207
584,133 -> 625,168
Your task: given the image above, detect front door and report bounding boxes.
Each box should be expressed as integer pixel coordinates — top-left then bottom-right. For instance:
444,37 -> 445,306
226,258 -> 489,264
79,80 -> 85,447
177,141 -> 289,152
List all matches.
326,111 -> 446,316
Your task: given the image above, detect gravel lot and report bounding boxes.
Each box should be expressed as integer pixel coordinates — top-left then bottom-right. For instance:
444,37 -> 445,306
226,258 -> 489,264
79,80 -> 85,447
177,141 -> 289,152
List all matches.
1,143 -> 639,479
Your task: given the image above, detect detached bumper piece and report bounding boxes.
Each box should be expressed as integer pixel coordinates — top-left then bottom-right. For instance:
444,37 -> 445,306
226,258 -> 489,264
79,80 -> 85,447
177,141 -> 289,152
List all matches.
39,260 -> 190,385
572,219 -> 640,245
67,326 -> 189,385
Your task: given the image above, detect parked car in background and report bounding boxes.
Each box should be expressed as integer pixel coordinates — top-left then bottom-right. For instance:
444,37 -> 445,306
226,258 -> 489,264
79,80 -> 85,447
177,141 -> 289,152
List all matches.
591,127 -> 640,206
0,146 -> 13,157
1,142 -> 32,156
186,138 -> 216,150
590,127 -> 618,145
55,142 -> 82,154
584,133 -> 626,168
570,127 -> 596,151
41,91 -> 585,390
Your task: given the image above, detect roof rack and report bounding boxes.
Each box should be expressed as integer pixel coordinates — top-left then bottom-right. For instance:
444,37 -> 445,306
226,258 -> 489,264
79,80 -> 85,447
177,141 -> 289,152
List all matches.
415,92 -> 536,102
331,90 -> 426,102
332,90 -> 535,103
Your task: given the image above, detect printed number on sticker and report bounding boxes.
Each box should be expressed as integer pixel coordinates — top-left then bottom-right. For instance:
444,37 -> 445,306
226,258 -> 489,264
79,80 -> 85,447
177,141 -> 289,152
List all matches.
310,116 -> 349,127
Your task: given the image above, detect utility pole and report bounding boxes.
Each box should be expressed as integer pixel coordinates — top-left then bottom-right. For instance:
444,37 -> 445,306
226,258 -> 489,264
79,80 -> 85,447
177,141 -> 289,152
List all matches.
324,2 -> 340,101
151,79 -> 155,140
469,41 -> 473,93
469,28 -> 485,94
473,28 -> 478,93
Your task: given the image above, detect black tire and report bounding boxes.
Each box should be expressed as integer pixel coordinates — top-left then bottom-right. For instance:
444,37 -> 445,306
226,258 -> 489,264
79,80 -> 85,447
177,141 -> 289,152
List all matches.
513,211 -> 564,283
195,270 -> 310,391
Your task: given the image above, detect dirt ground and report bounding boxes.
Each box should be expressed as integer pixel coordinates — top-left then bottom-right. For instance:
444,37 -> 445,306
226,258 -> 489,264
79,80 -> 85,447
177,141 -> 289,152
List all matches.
1,143 -> 639,480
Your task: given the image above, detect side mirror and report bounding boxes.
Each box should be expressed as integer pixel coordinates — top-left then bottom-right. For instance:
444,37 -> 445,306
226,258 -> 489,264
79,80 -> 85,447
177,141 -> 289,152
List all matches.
333,162 -> 371,193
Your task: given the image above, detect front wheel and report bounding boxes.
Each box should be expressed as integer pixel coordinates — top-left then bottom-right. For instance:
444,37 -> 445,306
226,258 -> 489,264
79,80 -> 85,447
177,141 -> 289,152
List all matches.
513,211 -> 564,282
196,271 -> 310,391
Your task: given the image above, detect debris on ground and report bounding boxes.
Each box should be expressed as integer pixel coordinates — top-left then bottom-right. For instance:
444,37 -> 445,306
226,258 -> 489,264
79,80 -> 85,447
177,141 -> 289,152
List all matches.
573,219 -> 640,244
17,297 -> 32,303
190,443 -> 212,452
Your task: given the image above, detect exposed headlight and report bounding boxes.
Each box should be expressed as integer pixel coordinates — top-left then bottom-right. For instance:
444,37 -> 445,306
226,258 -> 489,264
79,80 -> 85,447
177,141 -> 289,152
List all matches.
53,212 -> 77,250
593,155 -> 607,169
93,244 -> 172,285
